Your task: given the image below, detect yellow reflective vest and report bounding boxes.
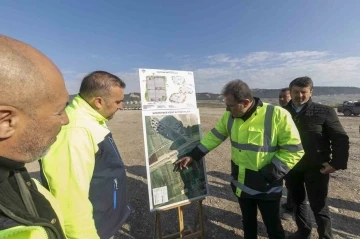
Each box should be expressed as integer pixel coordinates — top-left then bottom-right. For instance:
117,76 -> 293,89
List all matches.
198,102 -> 304,199
40,95 -> 130,239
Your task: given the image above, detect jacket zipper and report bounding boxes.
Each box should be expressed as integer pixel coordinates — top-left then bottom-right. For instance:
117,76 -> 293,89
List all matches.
108,137 -> 121,160
113,178 -> 118,209
14,172 -> 39,217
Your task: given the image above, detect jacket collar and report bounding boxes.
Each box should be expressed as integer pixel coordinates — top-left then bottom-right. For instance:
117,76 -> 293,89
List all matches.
287,97 -> 313,114
71,95 -> 108,126
239,97 -> 263,121
0,155 -> 24,182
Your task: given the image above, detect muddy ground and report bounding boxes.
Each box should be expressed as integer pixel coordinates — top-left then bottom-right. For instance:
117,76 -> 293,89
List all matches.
27,107 -> 360,239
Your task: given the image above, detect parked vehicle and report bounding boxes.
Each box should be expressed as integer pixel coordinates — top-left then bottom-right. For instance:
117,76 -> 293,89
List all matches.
337,101 -> 360,116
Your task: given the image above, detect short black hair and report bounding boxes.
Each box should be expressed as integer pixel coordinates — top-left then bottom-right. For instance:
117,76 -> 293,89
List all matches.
289,76 -> 313,90
221,79 -> 253,103
280,87 -> 290,93
79,71 -> 126,99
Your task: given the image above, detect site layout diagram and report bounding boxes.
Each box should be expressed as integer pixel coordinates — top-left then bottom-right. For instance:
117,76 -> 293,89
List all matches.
139,69 -> 197,110
142,109 -> 208,211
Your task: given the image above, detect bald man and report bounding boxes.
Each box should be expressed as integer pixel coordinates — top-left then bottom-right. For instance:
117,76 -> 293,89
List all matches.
0,35 -> 69,239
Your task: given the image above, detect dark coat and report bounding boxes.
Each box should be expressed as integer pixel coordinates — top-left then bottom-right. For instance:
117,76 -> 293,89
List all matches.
284,98 -> 349,170
0,156 -> 66,239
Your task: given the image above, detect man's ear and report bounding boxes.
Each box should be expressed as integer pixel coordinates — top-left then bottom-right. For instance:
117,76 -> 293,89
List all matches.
242,99 -> 252,108
0,106 -> 18,139
92,97 -> 105,110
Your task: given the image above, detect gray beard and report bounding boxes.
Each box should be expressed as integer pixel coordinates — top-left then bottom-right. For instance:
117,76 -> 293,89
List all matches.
18,143 -> 52,163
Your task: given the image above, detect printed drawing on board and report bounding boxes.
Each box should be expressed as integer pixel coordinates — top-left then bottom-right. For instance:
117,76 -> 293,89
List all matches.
142,109 -> 208,211
139,69 -> 197,110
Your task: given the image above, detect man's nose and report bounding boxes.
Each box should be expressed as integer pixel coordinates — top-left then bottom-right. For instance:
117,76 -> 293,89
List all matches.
62,112 -> 69,126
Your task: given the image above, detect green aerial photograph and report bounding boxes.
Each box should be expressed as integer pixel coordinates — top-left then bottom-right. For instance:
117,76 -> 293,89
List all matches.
144,111 -> 208,210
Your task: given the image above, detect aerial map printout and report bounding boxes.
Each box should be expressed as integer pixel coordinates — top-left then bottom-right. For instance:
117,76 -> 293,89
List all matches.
139,68 -> 208,211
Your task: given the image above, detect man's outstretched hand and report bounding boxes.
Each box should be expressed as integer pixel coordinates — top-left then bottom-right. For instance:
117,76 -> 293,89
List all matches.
173,156 -> 193,172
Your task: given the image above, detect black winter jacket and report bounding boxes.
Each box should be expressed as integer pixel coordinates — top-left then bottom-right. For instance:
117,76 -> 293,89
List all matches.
284,99 -> 349,170
0,156 -> 66,239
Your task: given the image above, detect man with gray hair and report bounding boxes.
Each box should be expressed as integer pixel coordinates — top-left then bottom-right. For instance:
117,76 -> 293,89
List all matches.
0,35 -> 69,238
41,71 -> 131,239
175,79 -> 304,239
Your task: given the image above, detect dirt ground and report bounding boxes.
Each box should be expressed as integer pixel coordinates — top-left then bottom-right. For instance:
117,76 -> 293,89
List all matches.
26,107 -> 360,239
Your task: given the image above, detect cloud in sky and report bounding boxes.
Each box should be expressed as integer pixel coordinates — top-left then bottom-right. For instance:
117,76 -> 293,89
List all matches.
206,51 -> 330,67
196,51 -> 360,92
63,50 -> 360,94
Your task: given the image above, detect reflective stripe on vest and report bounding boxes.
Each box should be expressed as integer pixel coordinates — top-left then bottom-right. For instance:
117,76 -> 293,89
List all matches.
279,143 -> 303,152
229,143 -> 303,153
263,104 -> 274,147
231,179 -> 282,195
231,142 -> 278,152
210,128 -> 227,142
227,116 -> 234,138
272,156 -> 290,174
198,143 -> 210,154
227,104 -> 275,151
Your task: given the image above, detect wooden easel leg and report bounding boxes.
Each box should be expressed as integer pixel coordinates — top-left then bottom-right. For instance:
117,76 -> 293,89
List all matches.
155,211 -> 162,239
178,206 -> 185,238
198,200 -> 205,239
154,200 -> 205,239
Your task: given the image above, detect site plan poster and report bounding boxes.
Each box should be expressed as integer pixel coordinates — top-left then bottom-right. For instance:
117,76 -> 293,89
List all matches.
139,68 -> 208,211
139,68 -> 197,110
142,109 -> 208,211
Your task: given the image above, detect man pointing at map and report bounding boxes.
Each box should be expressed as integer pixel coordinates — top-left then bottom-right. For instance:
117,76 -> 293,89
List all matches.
175,79 -> 304,239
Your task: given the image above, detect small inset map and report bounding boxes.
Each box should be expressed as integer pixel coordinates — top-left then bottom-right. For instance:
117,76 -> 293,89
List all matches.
172,76 -> 185,85
179,85 -> 194,94
169,93 -> 186,103
145,76 -> 167,102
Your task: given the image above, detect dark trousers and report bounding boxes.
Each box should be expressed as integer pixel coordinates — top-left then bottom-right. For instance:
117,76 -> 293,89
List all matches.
285,179 -> 293,209
287,167 -> 333,239
238,198 -> 285,239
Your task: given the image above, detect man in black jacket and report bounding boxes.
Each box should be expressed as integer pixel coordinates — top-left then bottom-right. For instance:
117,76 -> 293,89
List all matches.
284,77 -> 349,239
0,35 -> 69,238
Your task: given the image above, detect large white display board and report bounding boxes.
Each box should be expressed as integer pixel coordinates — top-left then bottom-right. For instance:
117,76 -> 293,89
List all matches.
139,69 -> 208,212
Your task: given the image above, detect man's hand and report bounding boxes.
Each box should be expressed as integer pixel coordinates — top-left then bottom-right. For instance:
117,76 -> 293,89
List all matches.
173,156 -> 193,172
320,162 -> 336,174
